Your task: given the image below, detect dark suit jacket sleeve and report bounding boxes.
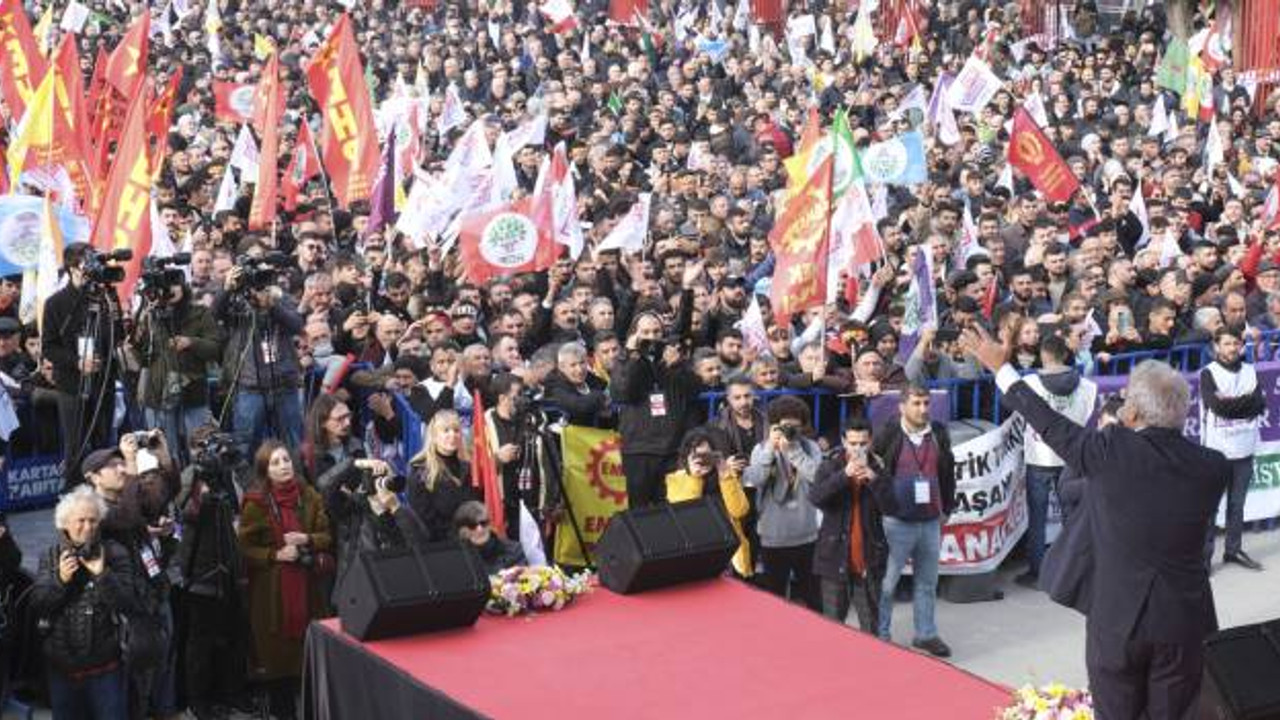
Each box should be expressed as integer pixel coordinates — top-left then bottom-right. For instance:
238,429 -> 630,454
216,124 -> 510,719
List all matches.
1002,378 -> 1112,480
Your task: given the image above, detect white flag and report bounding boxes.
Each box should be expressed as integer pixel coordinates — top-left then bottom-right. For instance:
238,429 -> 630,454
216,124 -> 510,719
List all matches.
437,83 -> 467,135
1149,95 -> 1169,138
947,55 -> 1002,114
60,1 -> 90,32
996,163 -> 1014,194
0,385 -> 18,441
1023,92 -> 1050,128
598,193 -> 651,253
735,295 -> 769,355
214,164 -> 238,213
1205,120 -> 1225,174
149,198 -> 176,258
1129,185 -> 1150,247
228,125 -> 259,177
518,501 -> 548,567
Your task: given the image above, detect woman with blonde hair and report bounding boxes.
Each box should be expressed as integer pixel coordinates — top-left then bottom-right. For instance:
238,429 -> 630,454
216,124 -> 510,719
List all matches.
408,410 -> 478,541
238,440 -> 332,719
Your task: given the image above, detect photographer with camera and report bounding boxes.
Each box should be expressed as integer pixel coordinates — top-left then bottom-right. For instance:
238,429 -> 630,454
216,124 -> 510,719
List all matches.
83,431 -> 182,719
611,267 -> 700,507
335,459 -> 428,577
174,427 -> 249,719
213,257 -> 306,459
742,396 -> 823,610
132,261 -> 222,461
665,429 -> 752,577
29,486 -> 148,720
482,373 -> 560,532
41,242 -> 129,489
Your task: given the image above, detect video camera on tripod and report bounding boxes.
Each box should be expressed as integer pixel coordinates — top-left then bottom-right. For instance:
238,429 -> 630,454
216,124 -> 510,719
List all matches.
138,253 -> 191,304
231,252 -> 293,294
191,431 -> 242,496
81,248 -> 133,287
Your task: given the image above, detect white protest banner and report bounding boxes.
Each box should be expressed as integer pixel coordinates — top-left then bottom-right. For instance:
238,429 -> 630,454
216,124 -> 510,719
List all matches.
946,55 -> 1003,115
940,417 -> 1029,574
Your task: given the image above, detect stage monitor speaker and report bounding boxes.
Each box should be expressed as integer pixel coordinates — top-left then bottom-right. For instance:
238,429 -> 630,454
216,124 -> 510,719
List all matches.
1201,618 -> 1280,720
595,498 -> 737,595
337,542 -> 489,641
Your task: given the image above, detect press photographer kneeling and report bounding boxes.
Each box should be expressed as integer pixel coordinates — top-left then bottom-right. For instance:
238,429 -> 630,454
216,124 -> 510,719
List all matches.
331,459 -> 430,583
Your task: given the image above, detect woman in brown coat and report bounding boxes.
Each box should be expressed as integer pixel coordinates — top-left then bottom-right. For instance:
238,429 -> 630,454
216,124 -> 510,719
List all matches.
239,440 -> 332,718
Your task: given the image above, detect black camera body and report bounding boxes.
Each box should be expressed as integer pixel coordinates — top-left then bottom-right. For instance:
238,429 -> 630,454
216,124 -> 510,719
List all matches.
82,248 -> 133,286
779,424 -> 800,441
68,539 -> 101,561
191,432 -> 242,495
133,430 -> 162,450
234,252 -> 292,292
139,253 -> 191,303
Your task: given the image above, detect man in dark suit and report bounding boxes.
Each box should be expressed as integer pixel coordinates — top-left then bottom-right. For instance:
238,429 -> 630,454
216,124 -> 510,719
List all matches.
961,330 -> 1228,720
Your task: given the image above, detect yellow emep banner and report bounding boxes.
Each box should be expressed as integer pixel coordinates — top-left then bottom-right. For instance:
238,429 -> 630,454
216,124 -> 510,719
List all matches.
554,425 -> 628,567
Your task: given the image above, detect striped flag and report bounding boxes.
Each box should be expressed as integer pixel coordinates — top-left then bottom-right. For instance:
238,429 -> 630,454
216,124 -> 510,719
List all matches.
472,391 -> 507,537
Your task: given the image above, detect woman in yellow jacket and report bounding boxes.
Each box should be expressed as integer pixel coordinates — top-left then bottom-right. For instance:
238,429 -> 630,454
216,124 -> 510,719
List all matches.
665,429 -> 753,577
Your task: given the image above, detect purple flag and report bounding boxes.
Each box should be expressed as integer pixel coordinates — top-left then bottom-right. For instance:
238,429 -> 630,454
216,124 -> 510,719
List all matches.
364,129 -> 397,238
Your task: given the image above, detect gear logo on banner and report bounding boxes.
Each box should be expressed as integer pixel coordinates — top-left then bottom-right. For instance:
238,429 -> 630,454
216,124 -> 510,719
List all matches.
585,435 -> 626,504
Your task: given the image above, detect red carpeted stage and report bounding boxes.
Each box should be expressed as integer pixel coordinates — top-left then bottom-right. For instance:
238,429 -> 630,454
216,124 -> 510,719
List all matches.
303,578 -> 1010,719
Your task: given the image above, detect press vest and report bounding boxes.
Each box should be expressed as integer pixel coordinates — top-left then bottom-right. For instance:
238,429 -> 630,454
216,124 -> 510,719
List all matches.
1023,373 -> 1098,468
1201,362 -> 1261,460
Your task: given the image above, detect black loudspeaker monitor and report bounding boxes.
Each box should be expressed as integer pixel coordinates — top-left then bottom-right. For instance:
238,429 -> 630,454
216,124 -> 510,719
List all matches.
595,498 -> 738,594
1201,619 -> 1280,720
337,542 -> 489,641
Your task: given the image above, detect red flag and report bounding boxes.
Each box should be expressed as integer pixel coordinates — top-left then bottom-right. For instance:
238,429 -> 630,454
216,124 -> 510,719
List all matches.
981,277 -> 998,319
750,0 -> 784,26
212,81 -> 255,124
249,54 -> 283,231
770,156 -> 834,320
147,67 -> 182,183
282,120 -> 321,212
1007,107 -> 1081,205
471,390 -> 507,538
459,198 -> 557,284
305,14 -> 379,207
91,89 -> 152,302
103,14 -> 149,97
0,0 -> 46,120
85,46 -> 107,128
609,0 -> 648,25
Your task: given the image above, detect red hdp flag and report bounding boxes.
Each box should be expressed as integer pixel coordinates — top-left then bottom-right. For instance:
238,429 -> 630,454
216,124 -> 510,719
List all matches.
459,197 -> 558,284
146,67 -> 182,183
85,46 -> 107,129
282,120 -> 321,212
0,0 -> 47,120
212,80 -> 255,124
103,13 -> 149,97
91,89 -> 152,302
770,156 -> 834,320
305,13 -> 379,207
471,390 -> 507,538
249,54 -> 284,231
609,0 -> 648,25
1007,107 -> 1081,205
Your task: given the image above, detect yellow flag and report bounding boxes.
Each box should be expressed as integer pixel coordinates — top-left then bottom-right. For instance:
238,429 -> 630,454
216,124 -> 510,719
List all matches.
34,5 -> 53,56
6,67 -> 59,186
1183,55 -> 1203,120
253,33 -> 275,61
553,426 -> 628,566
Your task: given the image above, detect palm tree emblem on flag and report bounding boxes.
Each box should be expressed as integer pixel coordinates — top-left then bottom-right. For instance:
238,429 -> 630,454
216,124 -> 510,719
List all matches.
480,212 -> 539,268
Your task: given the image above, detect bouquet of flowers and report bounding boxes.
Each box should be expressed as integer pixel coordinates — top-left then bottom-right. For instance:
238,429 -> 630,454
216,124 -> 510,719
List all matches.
486,565 -> 593,617
997,684 -> 1094,720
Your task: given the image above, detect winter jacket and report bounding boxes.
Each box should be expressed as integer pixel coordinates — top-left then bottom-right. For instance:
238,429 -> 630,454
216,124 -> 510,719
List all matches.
743,438 -> 822,548
810,450 -> 889,581
611,353 -> 700,457
542,369 -> 613,428
29,539 -> 145,675
133,297 -> 222,409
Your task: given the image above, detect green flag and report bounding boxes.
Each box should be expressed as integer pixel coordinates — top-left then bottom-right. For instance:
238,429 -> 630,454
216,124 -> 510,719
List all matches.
1156,37 -> 1189,95
607,91 -> 623,115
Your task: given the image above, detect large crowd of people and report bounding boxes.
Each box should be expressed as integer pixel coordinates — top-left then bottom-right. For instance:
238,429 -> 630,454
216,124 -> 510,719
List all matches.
0,0 -> 1277,717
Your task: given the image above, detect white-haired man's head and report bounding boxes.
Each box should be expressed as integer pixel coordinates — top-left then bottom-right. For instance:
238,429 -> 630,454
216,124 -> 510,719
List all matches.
1121,360 -> 1189,431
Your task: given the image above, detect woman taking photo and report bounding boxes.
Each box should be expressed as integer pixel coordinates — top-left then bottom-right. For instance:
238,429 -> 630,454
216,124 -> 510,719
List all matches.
239,441 -> 332,719
665,428 -> 752,578
408,410 -> 477,541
